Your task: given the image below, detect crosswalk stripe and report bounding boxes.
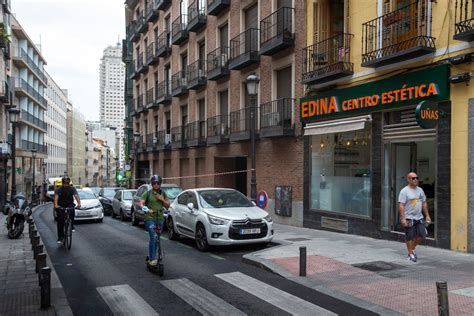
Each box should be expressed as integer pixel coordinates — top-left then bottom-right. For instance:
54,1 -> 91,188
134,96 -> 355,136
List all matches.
216,272 -> 337,316
161,278 -> 246,316
97,284 -> 159,316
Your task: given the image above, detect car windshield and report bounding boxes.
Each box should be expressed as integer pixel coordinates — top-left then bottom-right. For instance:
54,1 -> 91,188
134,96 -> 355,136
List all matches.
103,189 -> 117,197
90,187 -> 101,195
123,191 -> 135,200
198,190 -> 253,208
79,191 -> 96,199
163,187 -> 183,199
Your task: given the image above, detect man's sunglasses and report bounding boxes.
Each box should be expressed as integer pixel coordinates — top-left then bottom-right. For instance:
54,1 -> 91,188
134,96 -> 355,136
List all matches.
152,181 -> 161,185
410,177 -> 419,180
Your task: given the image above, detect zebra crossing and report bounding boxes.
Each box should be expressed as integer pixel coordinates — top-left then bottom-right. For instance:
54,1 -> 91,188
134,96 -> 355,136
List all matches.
96,272 -> 337,316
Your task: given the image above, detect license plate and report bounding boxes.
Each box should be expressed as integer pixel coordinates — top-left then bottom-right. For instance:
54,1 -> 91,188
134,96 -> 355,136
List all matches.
78,211 -> 91,217
240,228 -> 260,235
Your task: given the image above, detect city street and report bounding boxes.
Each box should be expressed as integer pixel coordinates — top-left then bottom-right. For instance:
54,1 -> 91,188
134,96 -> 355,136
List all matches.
33,205 -> 374,315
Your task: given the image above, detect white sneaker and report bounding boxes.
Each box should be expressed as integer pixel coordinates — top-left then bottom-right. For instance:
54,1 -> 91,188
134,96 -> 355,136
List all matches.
149,259 -> 158,266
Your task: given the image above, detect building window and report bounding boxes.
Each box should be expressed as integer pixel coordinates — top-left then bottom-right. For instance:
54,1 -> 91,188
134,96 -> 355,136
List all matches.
310,125 -> 371,216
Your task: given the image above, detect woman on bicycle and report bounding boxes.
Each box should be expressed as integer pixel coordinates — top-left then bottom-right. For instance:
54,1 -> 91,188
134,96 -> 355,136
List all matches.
140,175 -> 170,266
54,176 -> 81,244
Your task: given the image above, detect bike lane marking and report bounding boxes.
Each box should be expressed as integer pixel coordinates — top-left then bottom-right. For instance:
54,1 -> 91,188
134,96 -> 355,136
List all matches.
97,284 -> 159,316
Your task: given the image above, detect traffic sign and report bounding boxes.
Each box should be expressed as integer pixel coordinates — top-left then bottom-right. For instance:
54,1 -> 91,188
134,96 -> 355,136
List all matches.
124,164 -> 131,171
257,191 -> 268,209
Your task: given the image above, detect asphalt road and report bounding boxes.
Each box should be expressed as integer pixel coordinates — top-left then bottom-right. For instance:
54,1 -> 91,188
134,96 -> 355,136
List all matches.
34,205 -> 376,316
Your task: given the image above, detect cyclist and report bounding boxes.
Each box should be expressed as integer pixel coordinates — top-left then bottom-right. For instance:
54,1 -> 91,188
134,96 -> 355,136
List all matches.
140,175 -> 170,266
54,176 -> 81,244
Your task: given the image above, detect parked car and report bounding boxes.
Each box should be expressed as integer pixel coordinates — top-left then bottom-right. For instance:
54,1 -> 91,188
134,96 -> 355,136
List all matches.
73,189 -> 104,222
98,187 -> 121,215
167,188 -> 273,251
88,187 -> 101,197
112,189 -> 136,221
131,183 -> 183,226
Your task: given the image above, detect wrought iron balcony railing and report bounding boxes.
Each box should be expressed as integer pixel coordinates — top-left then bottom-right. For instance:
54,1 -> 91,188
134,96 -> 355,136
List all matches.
146,42 -> 159,66
156,80 -> 172,104
20,110 -> 47,131
229,28 -> 260,70
172,14 -> 189,45
14,78 -> 47,108
206,114 -> 230,144
136,94 -> 144,113
146,133 -> 157,150
156,129 -> 172,150
137,12 -> 148,34
229,107 -> 257,142
207,0 -> 230,16
207,46 -> 229,80
156,31 -> 172,57
187,120 -> 206,147
146,0 -> 160,23
0,80 -> 11,104
259,98 -> 294,138
454,0 -> 474,41
187,59 -> 206,89
156,0 -> 171,10
260,7 -> 294,56
171,71 -> 188,97
171,125 -> 189,148
21,140 -> 47,154
188,0 -> 207,32
362,0 -> 435,67
302,33 -> 354,85
13,47 -> 48,84
137,52 -> 148,74
146,88 -> 155,108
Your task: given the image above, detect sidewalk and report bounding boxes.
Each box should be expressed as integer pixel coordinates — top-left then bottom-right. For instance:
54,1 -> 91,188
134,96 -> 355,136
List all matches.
245,223 -> 474,316
0,204 -> 72,316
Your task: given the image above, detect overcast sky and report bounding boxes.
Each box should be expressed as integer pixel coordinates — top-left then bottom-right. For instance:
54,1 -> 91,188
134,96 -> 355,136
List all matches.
12,0 -> 125,121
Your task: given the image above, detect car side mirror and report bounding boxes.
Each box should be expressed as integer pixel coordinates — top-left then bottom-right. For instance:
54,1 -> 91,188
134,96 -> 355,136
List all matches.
187,202 -> 194,211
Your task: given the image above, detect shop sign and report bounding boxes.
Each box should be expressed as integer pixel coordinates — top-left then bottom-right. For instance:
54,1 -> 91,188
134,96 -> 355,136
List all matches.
415,100 -> 445,129
300,64 -> 450,123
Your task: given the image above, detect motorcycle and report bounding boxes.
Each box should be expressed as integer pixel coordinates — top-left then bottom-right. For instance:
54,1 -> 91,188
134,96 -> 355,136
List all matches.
5,194 -> 31,239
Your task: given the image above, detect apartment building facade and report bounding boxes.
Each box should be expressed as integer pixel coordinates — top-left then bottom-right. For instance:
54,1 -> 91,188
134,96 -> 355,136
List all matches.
66,103 -> 86,186
9,14 -> 48,198
125,0 -> 305,225
44,72 -> 68,179
301,0 -> 474,252
0,0 -> 12,208
85,132 -> 117,188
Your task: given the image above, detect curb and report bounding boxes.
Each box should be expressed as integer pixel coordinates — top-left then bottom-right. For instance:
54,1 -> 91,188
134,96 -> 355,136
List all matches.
32,203 -> 73,316
243,244 -> 403,316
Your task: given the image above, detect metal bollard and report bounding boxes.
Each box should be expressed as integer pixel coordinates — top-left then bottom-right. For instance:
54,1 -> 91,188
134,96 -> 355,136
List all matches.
36,253 -> 46,275
32,235 -> 40,251
40,267 -> 51,309
436,281 -> 450,316
30,229 -> 37,244
34,243 -> 43,260
299,246 -> 307,277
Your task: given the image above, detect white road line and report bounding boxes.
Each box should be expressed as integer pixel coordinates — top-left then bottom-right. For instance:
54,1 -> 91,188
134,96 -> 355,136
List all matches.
97,284 -> 159,316
161,278 -> 246,316
216,272 -> 336,316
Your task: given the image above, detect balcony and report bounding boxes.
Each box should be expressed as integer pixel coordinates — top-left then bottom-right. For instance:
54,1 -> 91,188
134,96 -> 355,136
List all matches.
145,87 -> 157,109
302,33 -> 354,85
137,13 -> 148,34
207,46 -> 229,80
156,31 -> 172,57
260,7 -> 294,56
230,107 -> 258,142
171,71 -> 188,97
20,140 -> 47,154
146,0 -> 160,23
171,125 -> 188,149
135,95 -> 144,114
130,20 -> 140,42
172,15 -> 189,45
207,0 -> 230,16
14,78 -> 48,109
259,98 -> 294,138
454,0 -> 474,41
146,42 -> 159,66
12,47 -> 48,85
137,52 -> 148,74
0,80 -> 11,105
146,133 -> 157,151
130,62 -> 140,79
362,0 -> 435,68
206,114 -> 229,145
188,1 -> 207,32
187,59 -> 206,89
20,110 -> 47,131
156,80 -> 172,104
156,0 -> 171,10
187,120 -> 206,147
229,28 -> 260,70
156,130 -> 172,150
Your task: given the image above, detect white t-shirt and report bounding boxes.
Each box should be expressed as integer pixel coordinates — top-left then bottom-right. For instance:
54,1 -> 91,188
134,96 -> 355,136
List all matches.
398,186 -> 426,220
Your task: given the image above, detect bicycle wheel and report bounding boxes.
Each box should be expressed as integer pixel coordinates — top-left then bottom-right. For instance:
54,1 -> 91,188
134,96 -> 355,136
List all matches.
65,219 -> 72,250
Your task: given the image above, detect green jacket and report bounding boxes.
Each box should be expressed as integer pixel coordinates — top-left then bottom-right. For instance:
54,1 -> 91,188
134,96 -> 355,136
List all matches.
141,189 -> 168,221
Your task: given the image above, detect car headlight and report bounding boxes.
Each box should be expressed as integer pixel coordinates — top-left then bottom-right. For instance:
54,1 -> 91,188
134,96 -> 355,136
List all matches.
264,215 -> 273,222
207,214 -> 230,225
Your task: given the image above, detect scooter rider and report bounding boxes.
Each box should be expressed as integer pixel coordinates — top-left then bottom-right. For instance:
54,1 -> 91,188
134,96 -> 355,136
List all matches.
140,175 -> 170,266
54,176 -> 81,244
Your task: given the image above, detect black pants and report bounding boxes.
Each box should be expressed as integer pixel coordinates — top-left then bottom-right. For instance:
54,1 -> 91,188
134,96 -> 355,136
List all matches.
56,208 -> 75,239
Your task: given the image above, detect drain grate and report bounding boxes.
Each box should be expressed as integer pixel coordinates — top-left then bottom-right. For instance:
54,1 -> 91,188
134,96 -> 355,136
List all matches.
285,237 -> 311,242
353,261 -> 404,272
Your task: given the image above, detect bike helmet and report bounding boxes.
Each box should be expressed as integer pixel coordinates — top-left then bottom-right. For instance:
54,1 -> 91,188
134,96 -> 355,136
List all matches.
150,174 -> 162,184
62,176 -> 71,183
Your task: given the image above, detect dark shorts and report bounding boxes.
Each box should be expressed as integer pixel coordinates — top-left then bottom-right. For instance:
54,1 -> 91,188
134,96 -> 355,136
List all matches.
404,219 -> 427,241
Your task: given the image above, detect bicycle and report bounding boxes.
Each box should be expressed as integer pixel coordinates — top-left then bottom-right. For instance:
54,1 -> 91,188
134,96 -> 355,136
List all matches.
146,223 -> 164,276
59,206 -> 75,250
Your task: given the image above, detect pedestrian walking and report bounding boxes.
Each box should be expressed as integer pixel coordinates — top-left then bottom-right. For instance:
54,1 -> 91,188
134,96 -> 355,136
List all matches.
398,172 -> 431,262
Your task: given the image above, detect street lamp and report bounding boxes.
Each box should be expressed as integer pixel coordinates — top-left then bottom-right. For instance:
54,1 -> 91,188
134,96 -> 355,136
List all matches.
31,149 -> 37,204
246,74 -> 260,202
8,108 -> 20,197
133,132 -> 141,188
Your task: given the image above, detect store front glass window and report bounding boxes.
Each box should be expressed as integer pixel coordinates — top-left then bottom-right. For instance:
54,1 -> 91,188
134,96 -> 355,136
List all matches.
310,126 -> 371,216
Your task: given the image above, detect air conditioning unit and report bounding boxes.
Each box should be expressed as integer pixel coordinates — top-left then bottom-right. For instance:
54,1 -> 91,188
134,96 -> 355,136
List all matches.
164,133 -> 171,145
